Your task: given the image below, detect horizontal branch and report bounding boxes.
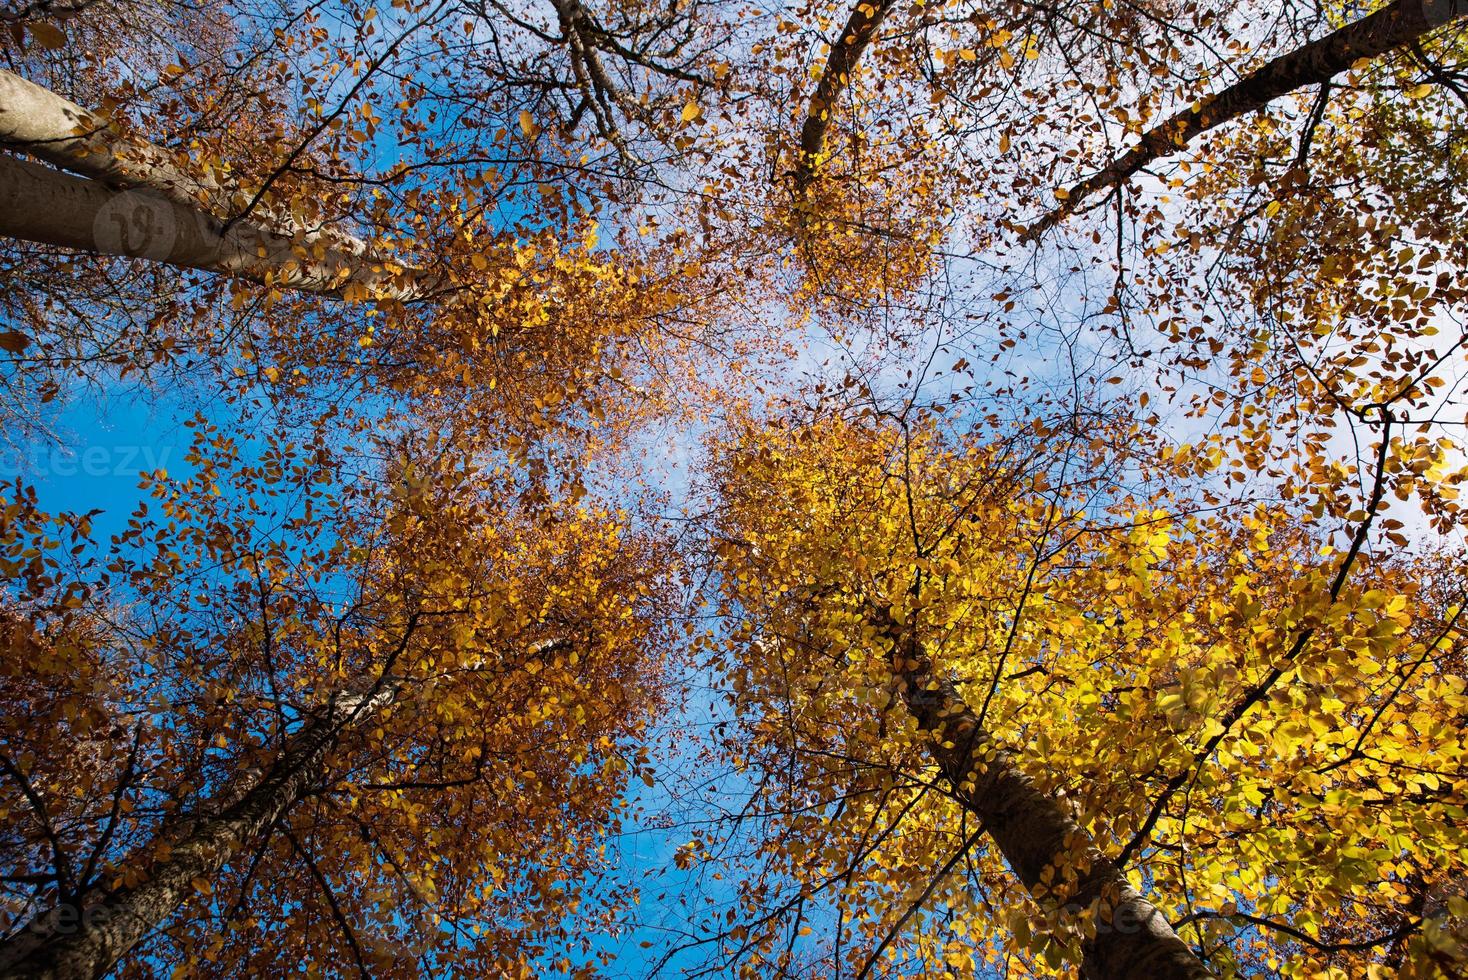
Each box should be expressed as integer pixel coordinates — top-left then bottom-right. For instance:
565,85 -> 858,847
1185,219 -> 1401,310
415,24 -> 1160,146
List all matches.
0,70 -> 437,301
0,152 -> 422,299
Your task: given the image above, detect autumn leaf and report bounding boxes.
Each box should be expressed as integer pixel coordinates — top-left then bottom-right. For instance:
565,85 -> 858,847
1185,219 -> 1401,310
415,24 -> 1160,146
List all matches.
27,22 -> 65,50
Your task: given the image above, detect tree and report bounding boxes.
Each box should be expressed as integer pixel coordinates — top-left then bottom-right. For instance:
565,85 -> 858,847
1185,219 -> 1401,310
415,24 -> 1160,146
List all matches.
1030,0 -> 1468,237
3,0 -> 1468,977
699,407 -> 1466,977
0,412 -> 676,978
0,26 -> 743,454
0,67 -> 429,296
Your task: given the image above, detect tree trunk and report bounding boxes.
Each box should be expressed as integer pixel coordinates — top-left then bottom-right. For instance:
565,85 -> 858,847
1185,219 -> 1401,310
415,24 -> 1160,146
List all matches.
0,70 -> 433,301
793,0 -> 898,192
0,70 -> 332,244
1030,0 -> 1468,238
0,681 -> 400,980
0,152 -> 423,300
885,625 -> 1212,980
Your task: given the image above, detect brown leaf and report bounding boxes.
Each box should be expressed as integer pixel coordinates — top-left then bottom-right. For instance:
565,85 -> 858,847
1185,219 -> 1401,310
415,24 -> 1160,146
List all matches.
28,22 -> 66,49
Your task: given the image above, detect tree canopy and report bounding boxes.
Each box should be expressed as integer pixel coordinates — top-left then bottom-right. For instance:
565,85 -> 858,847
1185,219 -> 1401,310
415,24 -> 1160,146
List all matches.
1,1 -> 1466,978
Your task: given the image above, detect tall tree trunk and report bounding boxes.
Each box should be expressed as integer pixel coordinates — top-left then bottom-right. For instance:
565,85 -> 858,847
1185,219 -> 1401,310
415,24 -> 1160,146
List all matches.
884,623 -> 1212,980
0,70 -> 434,301
0,681 -> 400,980
0,153 -> 423,300
1030,0 -> 1468,238
792,0 -> 899,192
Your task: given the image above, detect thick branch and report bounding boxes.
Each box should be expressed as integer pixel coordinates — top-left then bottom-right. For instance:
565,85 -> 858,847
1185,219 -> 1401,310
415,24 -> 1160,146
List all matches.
1029,0 -> 1468,238
0,70 -> 371,253
0,70 -> 435,301
0,679 -> 402,980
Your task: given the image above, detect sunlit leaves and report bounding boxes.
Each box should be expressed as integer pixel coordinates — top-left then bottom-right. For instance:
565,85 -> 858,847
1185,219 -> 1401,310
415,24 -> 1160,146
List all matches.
704,407 -> 1468,976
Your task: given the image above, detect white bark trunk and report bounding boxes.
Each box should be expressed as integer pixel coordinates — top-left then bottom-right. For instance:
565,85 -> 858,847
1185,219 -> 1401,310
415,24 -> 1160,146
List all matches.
0,70 -> 264,225
0,152 -> 422,299
0,70 -> 433,301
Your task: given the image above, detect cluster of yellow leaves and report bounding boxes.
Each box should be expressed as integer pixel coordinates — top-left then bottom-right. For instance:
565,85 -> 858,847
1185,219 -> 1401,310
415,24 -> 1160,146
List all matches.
704,409 -> 1467,976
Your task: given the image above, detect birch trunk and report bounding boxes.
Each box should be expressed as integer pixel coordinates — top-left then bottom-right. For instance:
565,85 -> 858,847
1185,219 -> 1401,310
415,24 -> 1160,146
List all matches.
886,627 -> 1212,980
0,153 -> 422,299
0,70 -> 319,239
1031,0 -> 1468,237
0,70 -> 433,301
0,681 -> 400,980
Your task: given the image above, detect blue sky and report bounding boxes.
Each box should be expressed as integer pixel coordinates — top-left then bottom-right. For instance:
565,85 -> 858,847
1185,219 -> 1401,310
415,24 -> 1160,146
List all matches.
0,379 -> 195,543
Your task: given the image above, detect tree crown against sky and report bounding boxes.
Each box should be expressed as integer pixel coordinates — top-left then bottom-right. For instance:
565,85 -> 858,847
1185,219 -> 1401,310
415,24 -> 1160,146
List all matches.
1,0 -> 1466,977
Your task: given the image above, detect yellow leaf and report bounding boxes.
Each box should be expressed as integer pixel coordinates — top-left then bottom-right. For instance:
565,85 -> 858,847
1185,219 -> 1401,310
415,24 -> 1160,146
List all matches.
518,110 -> 537,136
1054,187 -> 1070,200
681,101 -> 701,122
1405,83 -> 1433,99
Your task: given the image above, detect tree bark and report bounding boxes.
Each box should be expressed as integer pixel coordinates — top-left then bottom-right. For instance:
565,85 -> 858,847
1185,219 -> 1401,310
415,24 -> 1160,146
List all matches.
0,70 -> 434,301
884,623 -> 1212,980
793,0 -> 899,192
0,70 -> 306,236
0,680 -> 400,980
0,152 -> 423,299
1029,0 -> 1468,238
